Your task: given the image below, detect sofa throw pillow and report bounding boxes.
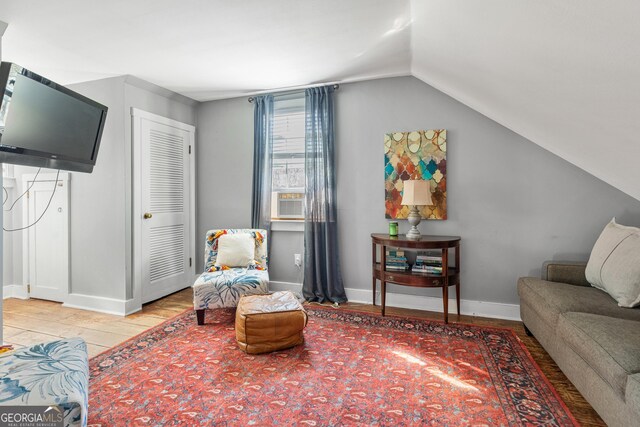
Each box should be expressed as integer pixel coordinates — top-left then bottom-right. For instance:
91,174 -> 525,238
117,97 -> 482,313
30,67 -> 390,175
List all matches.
585,218 -> 640,307
214,233 -> 256,268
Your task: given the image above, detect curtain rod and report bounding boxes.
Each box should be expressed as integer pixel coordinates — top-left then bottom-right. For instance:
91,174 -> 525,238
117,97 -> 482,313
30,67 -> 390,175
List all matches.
248,84 -> 339,103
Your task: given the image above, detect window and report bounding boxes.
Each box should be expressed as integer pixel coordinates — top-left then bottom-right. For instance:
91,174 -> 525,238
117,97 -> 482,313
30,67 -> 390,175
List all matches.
270,94 -> 305,221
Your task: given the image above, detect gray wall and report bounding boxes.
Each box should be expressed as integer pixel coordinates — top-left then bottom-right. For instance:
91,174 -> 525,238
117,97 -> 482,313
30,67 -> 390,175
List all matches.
335,77 -> 640,304
195,98 -> 253,257
62,77 -> 197,301
197,76 -> 640,305
67,77 -> 128,299
195,98 -> 305,283
4,76 -> 197,303
122,79 -> 197,299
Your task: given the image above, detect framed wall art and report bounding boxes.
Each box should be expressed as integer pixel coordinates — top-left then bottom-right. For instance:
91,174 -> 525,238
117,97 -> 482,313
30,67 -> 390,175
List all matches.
384,129 -> 447,219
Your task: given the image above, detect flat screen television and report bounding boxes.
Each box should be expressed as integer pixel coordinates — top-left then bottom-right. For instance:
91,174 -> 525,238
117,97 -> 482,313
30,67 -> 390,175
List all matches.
0,62 -> 108,173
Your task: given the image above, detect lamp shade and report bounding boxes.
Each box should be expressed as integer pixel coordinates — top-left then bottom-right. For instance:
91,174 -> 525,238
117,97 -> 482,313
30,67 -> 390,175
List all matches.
401,180 -> 432,206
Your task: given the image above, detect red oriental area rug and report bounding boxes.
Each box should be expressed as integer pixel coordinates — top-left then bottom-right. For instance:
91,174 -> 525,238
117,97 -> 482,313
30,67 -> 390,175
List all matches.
88,307 -> 577,426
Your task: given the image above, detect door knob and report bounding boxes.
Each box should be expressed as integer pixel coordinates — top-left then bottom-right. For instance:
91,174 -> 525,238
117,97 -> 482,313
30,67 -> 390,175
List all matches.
143,213 -> 153,219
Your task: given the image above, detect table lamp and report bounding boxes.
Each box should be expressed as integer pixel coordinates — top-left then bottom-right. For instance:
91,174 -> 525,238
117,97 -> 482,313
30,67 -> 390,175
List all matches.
401,180 -> 432,240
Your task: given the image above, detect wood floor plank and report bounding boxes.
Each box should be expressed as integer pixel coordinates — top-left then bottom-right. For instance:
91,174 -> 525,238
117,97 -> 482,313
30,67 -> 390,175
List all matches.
5,330 -> 61,347
2,326 -> 26,339
86,343 -> 110,358
116,316 -> 167,328
4,312 -> 130,347
135,307 -> 189,319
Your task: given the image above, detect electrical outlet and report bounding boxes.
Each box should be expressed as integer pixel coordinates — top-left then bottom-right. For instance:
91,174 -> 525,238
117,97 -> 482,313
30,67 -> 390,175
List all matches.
294,253 -> 302,267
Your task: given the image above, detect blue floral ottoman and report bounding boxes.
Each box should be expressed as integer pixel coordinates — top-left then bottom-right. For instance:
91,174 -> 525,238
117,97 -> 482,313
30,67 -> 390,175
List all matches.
0,337 -> 89,427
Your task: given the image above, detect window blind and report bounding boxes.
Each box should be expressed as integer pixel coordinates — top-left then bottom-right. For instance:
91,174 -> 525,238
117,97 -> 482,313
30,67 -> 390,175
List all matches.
272,94 -> 305,192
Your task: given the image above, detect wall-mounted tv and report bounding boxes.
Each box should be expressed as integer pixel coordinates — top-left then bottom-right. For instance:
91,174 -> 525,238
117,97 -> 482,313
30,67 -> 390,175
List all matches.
0,62 -> 108,173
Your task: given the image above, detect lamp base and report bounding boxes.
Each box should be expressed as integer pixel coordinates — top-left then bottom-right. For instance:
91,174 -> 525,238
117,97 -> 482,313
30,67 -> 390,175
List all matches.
406,205 -> 422,240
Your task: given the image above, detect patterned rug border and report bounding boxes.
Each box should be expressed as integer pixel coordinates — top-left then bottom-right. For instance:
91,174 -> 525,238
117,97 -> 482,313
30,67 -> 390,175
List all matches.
305,302 -> 521,333
90,305 -> 579,426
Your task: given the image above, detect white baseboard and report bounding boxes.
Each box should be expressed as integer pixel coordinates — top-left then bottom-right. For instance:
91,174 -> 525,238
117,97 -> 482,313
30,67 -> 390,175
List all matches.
63,293 -> 137,316
3,284 -> 29,300
125,298 -> 142,316
269,281 -> 521,321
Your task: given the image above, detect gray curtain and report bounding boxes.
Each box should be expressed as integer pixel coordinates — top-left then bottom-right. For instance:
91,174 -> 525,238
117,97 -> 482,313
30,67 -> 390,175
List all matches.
302,86 -> 347,303
251,95 -> 274,233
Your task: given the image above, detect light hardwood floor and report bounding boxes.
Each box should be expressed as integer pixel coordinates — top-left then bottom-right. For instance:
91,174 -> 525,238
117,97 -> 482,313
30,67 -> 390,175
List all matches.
3,289 -> 193,357
2,289 -> 604,426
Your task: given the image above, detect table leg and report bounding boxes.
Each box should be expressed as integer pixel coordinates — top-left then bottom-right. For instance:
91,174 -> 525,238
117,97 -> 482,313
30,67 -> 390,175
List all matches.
455,244 -> 460,316
372,279 -> 377,306
381,280 -> 386,316
372,241 -> 377,306
442,248 -> 449,324
443,283 -> 448,324
381,244 -> 387,315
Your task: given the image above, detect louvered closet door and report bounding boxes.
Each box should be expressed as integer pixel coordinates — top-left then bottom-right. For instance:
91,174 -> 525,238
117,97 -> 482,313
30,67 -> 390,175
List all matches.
140,118 -> 192,303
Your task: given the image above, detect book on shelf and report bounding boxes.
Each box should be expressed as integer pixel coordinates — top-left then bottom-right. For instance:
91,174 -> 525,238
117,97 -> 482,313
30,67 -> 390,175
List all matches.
385,262 -> 409,267
413,262 -> 443,268
412,265 -> 443,271
412,266 -> 443,274
415,259 -> 442,265
416,263 -> 441,270
415,260 -> 442,267
386,249 -> 405,257
386,265 -> 409,271
416,255 -> 442,262
413,257 -> 443,271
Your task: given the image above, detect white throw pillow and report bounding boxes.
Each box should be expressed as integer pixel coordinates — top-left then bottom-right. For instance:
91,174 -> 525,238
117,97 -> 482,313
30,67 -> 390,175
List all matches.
585,218 -> 640,307
215,233 -> 256,268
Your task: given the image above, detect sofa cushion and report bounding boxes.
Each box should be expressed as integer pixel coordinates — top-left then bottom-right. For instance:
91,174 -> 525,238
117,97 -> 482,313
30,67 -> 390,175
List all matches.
557,312 -> 640,398
518,277 -> 640,326
585,218 -> 640,307
627,373 -> 640,417
542,261 -> 590,287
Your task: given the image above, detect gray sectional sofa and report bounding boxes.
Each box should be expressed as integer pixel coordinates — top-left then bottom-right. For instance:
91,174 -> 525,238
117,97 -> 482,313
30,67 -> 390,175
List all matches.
518,261 -> 640,427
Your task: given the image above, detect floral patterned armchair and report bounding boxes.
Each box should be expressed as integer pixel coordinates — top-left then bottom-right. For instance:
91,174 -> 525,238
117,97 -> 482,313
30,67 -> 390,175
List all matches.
0,337 -> 89,427
193,229 -> 269,325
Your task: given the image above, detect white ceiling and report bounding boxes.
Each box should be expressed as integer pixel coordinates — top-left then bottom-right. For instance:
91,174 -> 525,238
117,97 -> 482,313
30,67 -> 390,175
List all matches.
0,0 -> 412,100
411,0 -> 640,202
1,0 -> 638,200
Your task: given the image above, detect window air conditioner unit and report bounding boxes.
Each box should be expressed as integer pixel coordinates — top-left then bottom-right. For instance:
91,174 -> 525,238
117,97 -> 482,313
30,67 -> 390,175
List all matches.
271,192 -> 304,219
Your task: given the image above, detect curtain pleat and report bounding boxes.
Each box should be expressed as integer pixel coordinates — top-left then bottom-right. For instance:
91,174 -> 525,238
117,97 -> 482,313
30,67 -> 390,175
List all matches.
303,87 -> 347,303
251,95 -> 274,238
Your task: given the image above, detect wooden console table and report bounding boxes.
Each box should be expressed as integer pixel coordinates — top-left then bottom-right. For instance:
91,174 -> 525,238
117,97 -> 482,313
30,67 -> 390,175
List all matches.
371,234 -> 461,323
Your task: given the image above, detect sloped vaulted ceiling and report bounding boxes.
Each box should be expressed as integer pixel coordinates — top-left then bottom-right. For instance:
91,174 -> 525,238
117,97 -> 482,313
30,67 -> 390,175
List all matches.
0,0 -> 412,100
0,0 -> 638,199
410,0 -> 640,201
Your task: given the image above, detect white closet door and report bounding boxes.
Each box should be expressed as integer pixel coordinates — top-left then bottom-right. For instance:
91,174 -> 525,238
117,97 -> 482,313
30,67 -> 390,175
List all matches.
140,117 -> 193,303
24,175 -> 69,302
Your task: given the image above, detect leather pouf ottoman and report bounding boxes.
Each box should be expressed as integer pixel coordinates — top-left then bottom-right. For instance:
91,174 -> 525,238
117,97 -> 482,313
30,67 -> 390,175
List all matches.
235,291 -> 307,354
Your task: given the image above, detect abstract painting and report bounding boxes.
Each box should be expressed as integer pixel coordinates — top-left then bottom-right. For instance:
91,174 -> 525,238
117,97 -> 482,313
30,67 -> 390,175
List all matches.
384,130 -> 447,219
